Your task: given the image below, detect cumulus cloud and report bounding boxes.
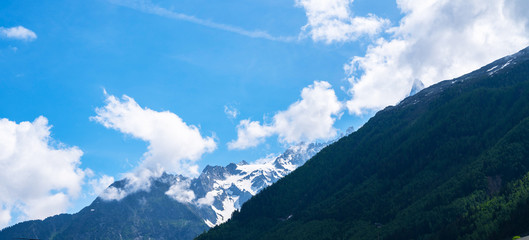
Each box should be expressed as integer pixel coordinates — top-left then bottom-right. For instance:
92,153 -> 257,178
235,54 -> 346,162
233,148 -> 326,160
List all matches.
345,0 -> 529,114
0,117 -> 86,228
228,120 -> 272,149
0,26 -> 37,41
228,81 -> 342,150
92,92 -> 216,200
296,0 -> 389,43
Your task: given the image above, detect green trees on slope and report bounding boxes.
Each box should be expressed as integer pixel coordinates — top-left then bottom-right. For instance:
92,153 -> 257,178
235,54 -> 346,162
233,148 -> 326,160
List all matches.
197,49 -> 529,240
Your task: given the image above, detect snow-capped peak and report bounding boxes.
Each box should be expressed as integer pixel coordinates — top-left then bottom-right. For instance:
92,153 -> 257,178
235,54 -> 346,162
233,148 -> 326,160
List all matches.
190,142 -> 327,225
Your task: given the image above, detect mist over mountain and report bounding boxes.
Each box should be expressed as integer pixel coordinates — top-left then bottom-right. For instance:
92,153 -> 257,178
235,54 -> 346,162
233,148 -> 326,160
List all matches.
0,142 -> 329,239
4,45 -> 529,240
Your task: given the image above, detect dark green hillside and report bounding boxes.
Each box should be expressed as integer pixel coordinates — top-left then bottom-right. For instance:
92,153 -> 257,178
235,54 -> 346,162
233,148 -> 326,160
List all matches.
197,47 -> 529,240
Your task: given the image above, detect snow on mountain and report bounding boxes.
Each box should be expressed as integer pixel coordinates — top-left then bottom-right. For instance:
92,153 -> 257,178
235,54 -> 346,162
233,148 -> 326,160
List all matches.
96,138 -> 341,228
185,47 -> 529,227
190,142 -> 327,226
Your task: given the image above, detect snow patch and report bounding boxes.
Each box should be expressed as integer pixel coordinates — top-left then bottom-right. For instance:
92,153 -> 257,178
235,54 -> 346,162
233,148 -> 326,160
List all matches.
211,196 -> 239,224
190,142 -> 328,226
204,219 -> 215,228
488,59 -> 513,76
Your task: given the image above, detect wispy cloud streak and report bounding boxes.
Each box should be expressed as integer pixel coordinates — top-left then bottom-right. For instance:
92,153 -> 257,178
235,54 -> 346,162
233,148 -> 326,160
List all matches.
109,0 -> 296,42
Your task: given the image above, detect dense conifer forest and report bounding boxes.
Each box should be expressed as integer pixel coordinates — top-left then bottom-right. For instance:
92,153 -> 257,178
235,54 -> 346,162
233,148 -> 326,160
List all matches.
197,47 -> 529,240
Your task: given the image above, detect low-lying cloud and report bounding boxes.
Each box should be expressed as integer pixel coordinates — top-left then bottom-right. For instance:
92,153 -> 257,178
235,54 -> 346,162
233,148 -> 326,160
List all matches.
0,117 -> 86,228
92,92 -> 216,200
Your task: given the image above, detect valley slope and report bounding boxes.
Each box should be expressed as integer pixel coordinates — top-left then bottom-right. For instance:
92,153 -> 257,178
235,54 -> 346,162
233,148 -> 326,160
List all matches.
197,47 -> 529,240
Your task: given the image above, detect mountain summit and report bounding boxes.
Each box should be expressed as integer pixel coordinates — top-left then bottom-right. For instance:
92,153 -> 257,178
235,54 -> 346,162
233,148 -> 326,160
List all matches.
192,142 -> 327,227
197,46 -> 529,240
0,142 -> 327,239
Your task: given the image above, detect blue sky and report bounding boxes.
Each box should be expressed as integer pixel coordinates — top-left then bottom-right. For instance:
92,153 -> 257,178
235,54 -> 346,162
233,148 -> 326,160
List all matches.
1,0 -> 528,228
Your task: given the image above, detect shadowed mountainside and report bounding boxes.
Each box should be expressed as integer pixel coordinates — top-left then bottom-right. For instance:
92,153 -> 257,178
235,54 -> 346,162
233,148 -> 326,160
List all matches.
197,46 -> 529,240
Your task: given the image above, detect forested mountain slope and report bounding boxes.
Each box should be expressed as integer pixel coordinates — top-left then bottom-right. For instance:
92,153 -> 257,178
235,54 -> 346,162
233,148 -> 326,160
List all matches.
197,47 -> 529,240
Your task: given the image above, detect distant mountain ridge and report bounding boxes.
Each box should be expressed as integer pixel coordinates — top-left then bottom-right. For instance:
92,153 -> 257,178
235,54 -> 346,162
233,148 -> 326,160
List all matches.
0,173 -> 208,240
197,46 -> 529,240
0,141 -> 331,239
191,142 -> 328,226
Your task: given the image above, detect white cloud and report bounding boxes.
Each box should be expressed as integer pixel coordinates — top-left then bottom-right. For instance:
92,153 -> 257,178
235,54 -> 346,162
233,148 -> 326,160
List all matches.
345,0 -> 529,114
228,81 -> 342,150
92,92 -> 216,200
0,26 -> 37,41
0,117 -> 86,228
197,190 -> 217,206
165,180 -> 195,203
0,208 -> 10,228
99,185 -> 128,201
296,0 -> 389,43
224,105 -> 239,119
228,119 -> 272,149
99,168 -> 161,201
100,167 -> 162,201
89,175 -> 115,197
22,194 -> 69,221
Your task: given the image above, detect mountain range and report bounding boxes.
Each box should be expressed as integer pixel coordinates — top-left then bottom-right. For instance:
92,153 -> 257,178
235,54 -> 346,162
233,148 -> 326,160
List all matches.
0,141 -> 331,239
197,46 -> 529,240
4,46 -> 529,240
192,141 -> 329,227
